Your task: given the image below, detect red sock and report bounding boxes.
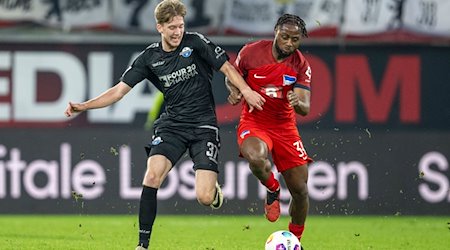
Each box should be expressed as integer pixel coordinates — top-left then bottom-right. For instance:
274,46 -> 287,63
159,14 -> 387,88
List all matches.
262,172 -> 279,192
289,222 -> 305,240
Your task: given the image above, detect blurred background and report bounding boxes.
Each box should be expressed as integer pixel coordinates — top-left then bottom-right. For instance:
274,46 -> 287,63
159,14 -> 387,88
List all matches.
0,0 -> 449,216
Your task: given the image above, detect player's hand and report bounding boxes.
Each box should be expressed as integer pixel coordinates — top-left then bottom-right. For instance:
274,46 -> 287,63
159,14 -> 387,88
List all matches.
64,102 -> 86,117
227,91 -> 242,105
241,88 -> 265,112
287,90 -> 299,107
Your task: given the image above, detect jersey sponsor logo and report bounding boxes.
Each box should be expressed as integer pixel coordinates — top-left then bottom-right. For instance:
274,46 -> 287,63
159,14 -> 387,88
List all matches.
283,74 -> 297,86
240,130 -> 250,139
180,47 -> 193,58
151,61 -> 165,67
151,136 -> 163,145
254,73 -> 266,79
159,63 -> 199,88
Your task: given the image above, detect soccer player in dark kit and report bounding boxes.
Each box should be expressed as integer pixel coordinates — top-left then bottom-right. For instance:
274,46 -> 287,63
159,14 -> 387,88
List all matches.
226,14 -> 312,247
64,1 -> 265,249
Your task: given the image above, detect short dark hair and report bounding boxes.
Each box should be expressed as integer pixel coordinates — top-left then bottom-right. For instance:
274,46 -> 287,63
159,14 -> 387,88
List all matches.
275,14 -> 308,38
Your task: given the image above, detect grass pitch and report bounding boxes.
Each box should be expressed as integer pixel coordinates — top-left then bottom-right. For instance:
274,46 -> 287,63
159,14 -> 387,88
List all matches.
0,215 -> 448,249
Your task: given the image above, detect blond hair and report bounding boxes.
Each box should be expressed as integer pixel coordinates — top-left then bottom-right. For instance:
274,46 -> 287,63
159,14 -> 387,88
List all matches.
154,0 -> 187,24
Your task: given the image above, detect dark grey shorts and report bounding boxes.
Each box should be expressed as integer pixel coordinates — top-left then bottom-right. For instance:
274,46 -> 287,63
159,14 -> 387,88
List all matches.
145,125 -> 220,173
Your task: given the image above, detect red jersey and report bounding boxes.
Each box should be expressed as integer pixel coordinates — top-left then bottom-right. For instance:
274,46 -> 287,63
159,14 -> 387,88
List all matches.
234,40 -> 312,127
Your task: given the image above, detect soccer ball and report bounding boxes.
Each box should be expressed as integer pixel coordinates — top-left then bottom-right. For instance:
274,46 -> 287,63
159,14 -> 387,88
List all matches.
265,230 -> 301,250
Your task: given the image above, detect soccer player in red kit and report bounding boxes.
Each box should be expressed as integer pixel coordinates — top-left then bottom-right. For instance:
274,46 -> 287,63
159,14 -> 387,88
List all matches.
226,14 -> 312,244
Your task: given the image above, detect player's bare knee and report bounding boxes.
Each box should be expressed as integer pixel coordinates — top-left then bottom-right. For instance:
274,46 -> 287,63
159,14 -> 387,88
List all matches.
242,146 -> 265,163
143,172 -> 163,188
196,190 -> 215,206
291,184 -> 308,201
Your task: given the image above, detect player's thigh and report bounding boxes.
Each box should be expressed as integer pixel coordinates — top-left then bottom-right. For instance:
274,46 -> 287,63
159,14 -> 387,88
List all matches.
281,164 -> 309,198
282,164 -> 308,186
237,122 -> 273,157
143,155 -> 173,187
195,169 -> 218,194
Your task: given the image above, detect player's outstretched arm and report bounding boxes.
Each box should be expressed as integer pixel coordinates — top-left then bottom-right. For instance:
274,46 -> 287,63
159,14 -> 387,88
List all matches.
287,89 -> 310,116
64,81 -> 132,117
220,61 -> 265,112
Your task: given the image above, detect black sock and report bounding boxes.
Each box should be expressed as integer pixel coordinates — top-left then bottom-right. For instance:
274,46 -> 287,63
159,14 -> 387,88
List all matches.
138,186 -> 158,248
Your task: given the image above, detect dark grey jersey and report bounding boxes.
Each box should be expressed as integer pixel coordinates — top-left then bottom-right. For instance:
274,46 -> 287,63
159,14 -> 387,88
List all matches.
121,32 -> 229,128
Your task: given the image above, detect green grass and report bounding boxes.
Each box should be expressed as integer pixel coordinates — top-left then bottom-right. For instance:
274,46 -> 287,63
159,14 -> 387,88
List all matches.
0,215 -> 448,249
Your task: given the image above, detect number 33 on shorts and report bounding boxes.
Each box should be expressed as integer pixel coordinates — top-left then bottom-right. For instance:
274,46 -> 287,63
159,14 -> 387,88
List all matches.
293,140 -> 308,160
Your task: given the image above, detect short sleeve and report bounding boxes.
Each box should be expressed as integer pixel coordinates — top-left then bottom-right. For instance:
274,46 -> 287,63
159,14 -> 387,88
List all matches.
295,54 -> 312,91
120,52 -> 150,88
233,44 -> 250,76
190,32 -> 229,71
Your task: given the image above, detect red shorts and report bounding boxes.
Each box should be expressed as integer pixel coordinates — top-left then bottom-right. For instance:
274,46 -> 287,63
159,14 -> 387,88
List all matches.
237,120 -> 313,172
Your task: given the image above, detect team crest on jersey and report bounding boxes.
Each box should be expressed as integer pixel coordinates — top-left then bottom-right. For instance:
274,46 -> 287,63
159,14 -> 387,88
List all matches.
152,136 -> 163,145
240,130 -> 250,139
180,47 -> 193,58
283,75 -> 297,86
